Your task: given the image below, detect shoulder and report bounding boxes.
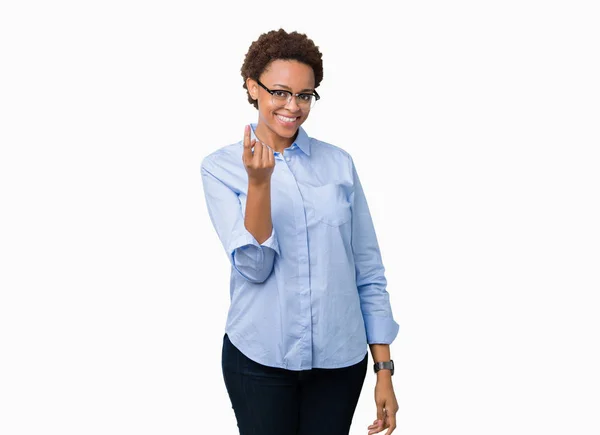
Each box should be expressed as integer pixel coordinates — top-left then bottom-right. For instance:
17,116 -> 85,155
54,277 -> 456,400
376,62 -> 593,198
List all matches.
308,137 -> 355,176
309,137 -> 353,164
305,136 -> 357,185
200,141 -> 244,175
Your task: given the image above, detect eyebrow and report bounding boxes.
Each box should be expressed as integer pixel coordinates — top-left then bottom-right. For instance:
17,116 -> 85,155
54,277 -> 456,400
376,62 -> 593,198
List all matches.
272,84 -> 315,93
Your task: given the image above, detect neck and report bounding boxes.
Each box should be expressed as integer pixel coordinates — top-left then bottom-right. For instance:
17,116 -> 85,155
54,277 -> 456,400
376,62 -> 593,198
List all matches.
254,124 -> 298,154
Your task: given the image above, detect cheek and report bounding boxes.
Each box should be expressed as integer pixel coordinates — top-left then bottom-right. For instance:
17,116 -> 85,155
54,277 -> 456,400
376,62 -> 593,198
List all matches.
258,99 -> 275,114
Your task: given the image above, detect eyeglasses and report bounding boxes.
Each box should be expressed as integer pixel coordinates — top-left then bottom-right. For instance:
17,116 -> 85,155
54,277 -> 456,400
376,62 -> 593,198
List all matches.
256,79 -> 320,110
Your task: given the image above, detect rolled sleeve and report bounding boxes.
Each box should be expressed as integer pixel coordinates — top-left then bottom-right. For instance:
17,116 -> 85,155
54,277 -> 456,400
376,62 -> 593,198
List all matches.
349,155 -> 400,344
229,226 -> 280,283
201,161 -> 279,284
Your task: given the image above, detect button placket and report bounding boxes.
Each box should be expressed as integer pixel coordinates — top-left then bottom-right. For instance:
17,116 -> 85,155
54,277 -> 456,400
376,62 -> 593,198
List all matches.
285,151 -> 312,369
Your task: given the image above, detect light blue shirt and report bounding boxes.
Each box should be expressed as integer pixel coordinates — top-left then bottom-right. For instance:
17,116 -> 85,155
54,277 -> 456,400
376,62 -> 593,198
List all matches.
201,123 -> 399,370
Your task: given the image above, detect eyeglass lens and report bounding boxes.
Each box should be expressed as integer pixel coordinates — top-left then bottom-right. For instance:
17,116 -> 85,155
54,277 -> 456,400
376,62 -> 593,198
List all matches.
272,93 -> 316,109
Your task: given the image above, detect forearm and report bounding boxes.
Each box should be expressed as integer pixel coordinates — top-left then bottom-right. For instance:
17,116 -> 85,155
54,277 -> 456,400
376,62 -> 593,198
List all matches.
244,181 -> 272,244
369,343 -> 392,382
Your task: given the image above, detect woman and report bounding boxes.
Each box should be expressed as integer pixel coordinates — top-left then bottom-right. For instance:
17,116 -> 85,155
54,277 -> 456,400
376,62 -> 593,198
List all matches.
201,29 -> 400,435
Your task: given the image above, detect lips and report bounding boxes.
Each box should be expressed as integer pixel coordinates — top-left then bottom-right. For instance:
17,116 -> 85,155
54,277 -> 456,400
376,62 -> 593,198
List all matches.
275,114 -> 299,123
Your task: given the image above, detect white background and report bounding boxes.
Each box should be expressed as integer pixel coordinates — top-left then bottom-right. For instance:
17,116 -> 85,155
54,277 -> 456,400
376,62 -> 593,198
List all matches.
1,1 -> 599,434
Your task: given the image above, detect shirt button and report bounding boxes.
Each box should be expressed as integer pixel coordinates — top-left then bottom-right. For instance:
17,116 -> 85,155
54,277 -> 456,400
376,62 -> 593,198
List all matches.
285,157 -> 290,162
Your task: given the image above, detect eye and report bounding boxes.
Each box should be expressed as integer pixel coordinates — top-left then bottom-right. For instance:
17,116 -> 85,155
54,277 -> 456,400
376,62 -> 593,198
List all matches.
298,94 -> 313,101
272,90 -> 289,99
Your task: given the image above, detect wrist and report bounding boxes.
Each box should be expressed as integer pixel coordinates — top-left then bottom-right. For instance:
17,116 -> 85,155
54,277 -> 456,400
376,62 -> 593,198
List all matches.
248,179 -> 271,188
376,370 -> 393,381
373,359 -> 394,376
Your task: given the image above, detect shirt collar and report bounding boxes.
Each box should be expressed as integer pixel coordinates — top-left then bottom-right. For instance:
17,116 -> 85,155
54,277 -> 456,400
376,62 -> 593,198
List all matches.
249,123 -> 311,156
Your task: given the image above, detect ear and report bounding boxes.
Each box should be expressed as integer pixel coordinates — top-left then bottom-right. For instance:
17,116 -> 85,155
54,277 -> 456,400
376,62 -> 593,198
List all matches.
246,78 -> 258,100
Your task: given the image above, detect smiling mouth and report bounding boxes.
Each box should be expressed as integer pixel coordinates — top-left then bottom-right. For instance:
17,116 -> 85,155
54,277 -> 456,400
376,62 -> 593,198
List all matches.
275,114 -> 299,123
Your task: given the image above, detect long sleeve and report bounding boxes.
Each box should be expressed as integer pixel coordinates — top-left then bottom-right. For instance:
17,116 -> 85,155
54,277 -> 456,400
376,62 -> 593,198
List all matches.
349,156 -> 400,344
201,161 -> 279,284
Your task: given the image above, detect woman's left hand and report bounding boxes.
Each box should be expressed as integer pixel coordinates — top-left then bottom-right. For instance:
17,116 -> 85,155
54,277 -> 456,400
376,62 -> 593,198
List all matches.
367,378 -> 398,435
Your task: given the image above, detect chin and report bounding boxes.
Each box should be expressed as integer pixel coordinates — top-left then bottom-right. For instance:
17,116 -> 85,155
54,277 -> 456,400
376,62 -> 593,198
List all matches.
275,126 -> 298,138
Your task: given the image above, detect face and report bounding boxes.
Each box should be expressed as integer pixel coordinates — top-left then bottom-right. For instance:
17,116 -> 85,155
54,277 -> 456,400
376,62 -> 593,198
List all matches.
247,59 -> 316,144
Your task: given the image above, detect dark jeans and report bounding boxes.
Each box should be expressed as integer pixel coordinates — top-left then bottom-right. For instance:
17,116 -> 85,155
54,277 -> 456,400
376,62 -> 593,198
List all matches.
221,333 -> 368,435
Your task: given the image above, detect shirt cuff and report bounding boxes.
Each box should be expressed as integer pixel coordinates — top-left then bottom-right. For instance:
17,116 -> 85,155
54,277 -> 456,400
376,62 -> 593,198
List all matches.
363,314 -> 400,344
228,226 -> 280,258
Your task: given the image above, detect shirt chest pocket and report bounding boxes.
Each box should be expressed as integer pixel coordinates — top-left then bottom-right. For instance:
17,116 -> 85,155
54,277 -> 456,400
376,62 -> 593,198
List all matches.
305,183 -> 352,227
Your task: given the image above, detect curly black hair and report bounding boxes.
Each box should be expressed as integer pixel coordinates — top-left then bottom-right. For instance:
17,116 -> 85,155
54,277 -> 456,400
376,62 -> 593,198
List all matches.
241,29 -> 324,109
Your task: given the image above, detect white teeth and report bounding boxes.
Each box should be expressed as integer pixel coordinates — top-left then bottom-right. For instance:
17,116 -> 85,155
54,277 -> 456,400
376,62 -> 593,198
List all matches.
277,114 -> 296,123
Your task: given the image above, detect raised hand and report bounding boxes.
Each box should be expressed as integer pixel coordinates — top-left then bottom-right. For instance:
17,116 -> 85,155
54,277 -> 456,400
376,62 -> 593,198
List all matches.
242,125 -> 275,186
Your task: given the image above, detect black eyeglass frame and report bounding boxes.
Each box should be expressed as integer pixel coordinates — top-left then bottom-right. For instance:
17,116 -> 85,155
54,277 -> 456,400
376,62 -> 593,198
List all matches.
256,79 -> 320,107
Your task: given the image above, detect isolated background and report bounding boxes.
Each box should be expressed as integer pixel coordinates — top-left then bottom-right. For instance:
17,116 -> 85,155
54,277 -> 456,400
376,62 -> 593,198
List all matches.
1,0 -> 599,434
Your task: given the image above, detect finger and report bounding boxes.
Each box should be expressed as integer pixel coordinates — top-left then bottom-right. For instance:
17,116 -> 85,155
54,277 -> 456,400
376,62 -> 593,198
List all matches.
368,419 -> 380,427
242,125 -> 252,162
377,405 -> 385,428
367,420 -> 384,435
253,139 -> 263,162
262,143 -> 273,166
260,143 -> 268,166
267,145 -> 275,166
385,412 -> 397,435
245,139 -> 256,166
369,413 -> 384,435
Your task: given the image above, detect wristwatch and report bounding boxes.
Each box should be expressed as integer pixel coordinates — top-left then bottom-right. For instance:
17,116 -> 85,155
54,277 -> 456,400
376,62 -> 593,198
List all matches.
373,360 -> 394,375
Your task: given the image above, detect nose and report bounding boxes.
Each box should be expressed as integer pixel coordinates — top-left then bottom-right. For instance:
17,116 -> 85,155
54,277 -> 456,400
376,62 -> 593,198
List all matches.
284,95 -> 301,112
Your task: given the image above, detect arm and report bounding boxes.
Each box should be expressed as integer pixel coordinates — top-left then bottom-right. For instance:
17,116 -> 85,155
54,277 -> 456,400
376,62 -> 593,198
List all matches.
351,156 -> 400,435
350,155 -> 400,345
200,126 -> 278,284
201,162 -> 279,284
244,180 -> 273,244
242,124 -> 276,245
370,343 -> 392,381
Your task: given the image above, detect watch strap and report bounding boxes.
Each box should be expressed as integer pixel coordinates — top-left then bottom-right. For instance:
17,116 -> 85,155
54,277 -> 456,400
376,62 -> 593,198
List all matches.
373,360 -> 394,375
